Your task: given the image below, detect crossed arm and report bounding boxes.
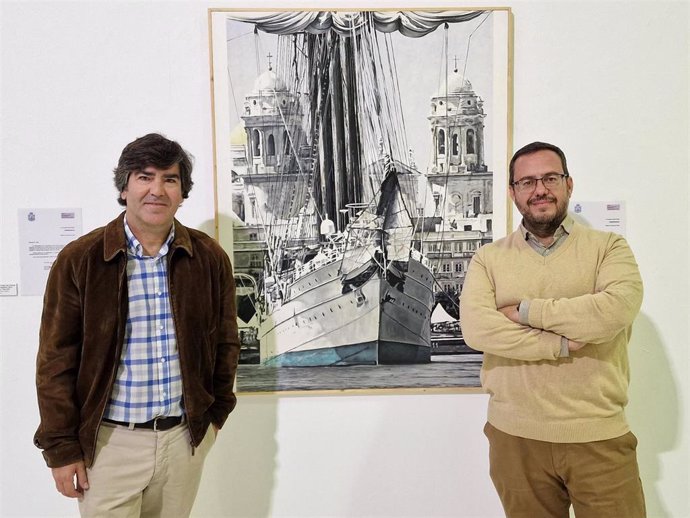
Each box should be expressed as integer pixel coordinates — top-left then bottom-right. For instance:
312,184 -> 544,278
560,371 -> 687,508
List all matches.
460,235 -> 643,361
496,304 -> 585,353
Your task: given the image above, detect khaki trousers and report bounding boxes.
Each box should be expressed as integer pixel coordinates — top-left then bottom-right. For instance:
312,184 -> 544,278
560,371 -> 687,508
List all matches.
484,422 -> 646,518
78,421 -> 216,518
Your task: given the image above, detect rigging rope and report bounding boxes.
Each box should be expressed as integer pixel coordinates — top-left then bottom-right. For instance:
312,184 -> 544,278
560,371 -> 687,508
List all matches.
461,11 -> 491,86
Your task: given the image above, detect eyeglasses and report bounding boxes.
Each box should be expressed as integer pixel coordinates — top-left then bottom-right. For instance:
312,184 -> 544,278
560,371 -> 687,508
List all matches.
511,173 -> 569,193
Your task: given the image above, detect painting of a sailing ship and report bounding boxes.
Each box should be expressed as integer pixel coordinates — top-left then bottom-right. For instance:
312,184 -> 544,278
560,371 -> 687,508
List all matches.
209,8 -> 512,392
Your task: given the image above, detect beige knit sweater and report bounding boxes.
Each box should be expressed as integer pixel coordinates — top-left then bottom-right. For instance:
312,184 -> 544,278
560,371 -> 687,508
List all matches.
460,221 -> 643,442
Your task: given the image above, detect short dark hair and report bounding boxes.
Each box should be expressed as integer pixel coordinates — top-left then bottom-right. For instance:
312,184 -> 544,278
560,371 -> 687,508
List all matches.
509,141 -> 569,184
113,133 -> 194,206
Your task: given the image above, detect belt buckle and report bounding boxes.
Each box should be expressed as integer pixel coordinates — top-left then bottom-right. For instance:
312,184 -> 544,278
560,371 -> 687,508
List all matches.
152,416 -> 163,432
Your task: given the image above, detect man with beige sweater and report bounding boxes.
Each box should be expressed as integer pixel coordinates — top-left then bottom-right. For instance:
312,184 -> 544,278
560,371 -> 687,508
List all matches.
460,141 -> 645,518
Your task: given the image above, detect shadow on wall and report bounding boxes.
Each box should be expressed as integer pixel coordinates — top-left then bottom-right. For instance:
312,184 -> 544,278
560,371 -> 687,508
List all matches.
627,313 -> 678,518
191,216 -> 279,517
192,394 -> 278,518
571,211 -> 679,516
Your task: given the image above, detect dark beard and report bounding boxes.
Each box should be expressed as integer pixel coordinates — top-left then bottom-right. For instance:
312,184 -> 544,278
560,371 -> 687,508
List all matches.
522,196 -> 567,238
523,214 -> 565,238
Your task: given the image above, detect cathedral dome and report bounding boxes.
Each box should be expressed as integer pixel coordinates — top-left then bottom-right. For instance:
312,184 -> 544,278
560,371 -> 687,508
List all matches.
436,72 -> 474,97
253,69 -> 288,93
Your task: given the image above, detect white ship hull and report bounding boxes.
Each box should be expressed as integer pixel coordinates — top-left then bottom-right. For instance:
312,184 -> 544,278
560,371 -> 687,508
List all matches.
260,256 -> 433,366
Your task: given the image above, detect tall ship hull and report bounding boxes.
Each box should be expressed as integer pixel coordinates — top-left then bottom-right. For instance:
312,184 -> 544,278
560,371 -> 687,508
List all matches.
260,255 -> 433,366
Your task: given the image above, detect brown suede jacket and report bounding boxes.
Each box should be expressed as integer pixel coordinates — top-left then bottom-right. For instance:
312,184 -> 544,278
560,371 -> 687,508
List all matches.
34,213 -> 240,468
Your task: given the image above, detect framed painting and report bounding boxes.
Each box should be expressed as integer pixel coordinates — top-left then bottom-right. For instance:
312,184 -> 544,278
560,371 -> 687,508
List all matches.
208,7 -> 513,393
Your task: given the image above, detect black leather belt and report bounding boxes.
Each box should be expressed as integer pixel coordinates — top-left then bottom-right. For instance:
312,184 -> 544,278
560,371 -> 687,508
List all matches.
103,416 -> 183,431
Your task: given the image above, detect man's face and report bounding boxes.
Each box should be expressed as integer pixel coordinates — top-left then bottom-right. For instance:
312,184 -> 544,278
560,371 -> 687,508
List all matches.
120,164 -> 183,235
510,150 -> 573,234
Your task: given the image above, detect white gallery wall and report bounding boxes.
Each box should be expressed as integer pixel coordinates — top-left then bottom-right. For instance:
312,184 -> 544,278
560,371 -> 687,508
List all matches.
0,1 -> 687,517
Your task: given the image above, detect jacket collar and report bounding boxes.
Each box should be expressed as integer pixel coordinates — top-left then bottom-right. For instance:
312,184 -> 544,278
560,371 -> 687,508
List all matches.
103,212 -> 193,262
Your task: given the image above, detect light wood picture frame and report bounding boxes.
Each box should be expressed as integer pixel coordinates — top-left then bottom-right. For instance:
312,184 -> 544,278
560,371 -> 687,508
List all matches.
208,7 -> 513,394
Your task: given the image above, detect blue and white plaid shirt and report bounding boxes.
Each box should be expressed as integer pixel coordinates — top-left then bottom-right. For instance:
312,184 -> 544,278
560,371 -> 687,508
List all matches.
103,218 -> 184,423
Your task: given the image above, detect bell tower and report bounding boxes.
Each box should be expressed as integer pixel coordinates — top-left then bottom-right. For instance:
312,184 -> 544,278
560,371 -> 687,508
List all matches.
232,65 -> 311,228
416,68 -> 494,298
426,70 -> 492,221
428,70 -> 487,175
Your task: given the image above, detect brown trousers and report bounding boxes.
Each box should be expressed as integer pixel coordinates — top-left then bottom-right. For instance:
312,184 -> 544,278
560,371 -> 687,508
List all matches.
484,422 -> 646,518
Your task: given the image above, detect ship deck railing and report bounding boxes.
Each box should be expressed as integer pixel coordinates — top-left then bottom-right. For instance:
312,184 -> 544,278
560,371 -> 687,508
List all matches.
293,246 -> 343,281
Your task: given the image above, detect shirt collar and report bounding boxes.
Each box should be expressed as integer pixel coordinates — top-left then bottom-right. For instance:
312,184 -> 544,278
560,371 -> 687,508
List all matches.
123,216 -> 175,258
519,214 -> 574,245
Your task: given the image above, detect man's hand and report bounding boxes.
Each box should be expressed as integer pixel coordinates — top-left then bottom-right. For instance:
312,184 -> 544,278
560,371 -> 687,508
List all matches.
568,339 -> 586,352
52,461 -> 88,498
498,305 -> 520,323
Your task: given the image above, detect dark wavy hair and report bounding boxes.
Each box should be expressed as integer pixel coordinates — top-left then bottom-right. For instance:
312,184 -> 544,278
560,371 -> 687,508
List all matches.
508,141 -> 569,184
113,133 -> 194,206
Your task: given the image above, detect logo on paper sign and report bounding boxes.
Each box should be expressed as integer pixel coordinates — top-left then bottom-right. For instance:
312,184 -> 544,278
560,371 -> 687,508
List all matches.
574,204 -> 582,214
28,212 -> 35,222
